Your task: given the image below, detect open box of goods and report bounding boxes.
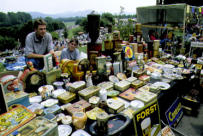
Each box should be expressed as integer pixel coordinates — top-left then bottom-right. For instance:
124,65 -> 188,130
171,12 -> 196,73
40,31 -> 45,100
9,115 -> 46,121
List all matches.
0,105 -> 35,136
69,81 -> 86,93
107,98 -> 125,114
97,81 -> 114,91
8,116 -> 58,136
114,80 -> 131,92
134,90 -> 157,104
66,99 -> 91,115
5,91 -> 30,107
119,88 -> 137,101
57,92 -> 76,104
78,86 -> 100,100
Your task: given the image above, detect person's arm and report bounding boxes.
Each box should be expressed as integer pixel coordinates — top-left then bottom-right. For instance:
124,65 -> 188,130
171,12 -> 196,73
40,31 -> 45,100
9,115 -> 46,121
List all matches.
75,49 -> 80,61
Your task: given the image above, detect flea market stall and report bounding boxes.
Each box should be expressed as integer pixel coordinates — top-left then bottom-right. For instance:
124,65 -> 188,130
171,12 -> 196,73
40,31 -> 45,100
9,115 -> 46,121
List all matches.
0,10 -> 203,136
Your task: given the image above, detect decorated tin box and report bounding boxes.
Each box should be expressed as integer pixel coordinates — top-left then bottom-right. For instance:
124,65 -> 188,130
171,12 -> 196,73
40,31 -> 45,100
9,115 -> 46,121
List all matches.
69,81 -> 86,93
57,92 -> 76,104
9,116 -> 58,136
0,105 -> 35,136
97,81 -> 114,91
44,104 -> 61,115
119,88 -> 137,101
134,90 -> 157,103
78,86 -> 100,100
131,80 -> 144,89
114,80 -> 131,92
107,98 -> 125,114
5,91 -> 30,107
126,76 -> 137,83
66,99 -> 91,115
138,75 -> 150,82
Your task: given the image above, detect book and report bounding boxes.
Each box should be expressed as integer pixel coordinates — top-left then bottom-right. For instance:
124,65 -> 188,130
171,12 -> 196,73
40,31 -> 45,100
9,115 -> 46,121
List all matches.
43,54 -> 53,72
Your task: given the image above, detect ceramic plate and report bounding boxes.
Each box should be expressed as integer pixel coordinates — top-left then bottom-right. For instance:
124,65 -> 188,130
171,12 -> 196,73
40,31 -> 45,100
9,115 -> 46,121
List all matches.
109,75 -> 119,83
58,125 -> 72,136
153,82 -> 170,90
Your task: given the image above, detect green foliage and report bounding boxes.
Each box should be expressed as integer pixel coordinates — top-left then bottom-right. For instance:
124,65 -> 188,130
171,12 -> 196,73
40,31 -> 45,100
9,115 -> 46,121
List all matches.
100,12 -> 115,27
71,26 -> 84,37
44,17 -> 65,31
57,16 -> 81,22
51,31 -> 59,40
75,17 -> 88,33
63,28 -> 68,39
115,18 -> 135,41
64,21 -> 75,27
0,12 -> 31,26
0,35 -> 18,51
78,45 -> 87,53
18,20 -> 33,47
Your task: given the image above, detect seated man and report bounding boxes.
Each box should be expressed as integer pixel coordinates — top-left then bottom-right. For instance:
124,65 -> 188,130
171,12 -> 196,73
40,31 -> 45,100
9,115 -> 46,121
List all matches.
60,38 -> 80,61
24,19 -> 58,70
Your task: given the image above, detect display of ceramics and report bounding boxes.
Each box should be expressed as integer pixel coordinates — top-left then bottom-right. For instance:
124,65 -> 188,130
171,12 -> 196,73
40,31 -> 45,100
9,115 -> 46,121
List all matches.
41,99 -> 58,107
38,85 -> 54,98
58,125 -> 72,136
153,82 -> 170,90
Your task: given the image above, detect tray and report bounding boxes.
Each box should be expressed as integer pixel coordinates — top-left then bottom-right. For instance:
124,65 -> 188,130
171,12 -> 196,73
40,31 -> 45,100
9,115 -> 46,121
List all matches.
0,105 -> 35,136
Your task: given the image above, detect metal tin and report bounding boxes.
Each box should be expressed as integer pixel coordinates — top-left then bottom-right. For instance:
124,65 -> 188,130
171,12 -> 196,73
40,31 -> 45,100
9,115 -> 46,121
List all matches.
66,99 -> 91,115
131,80 -> 144,89
119,88 -> 137,101
8,116 -> 58,136
114,80 -> 131,92
44,104 -> 61,115
107,98 -> 125,114
78,86 -> 100,100
69,81 -> 86,93
57,92 -> 76,104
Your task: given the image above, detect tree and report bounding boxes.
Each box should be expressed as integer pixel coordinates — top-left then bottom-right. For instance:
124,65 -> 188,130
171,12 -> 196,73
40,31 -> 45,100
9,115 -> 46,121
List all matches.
0,36 -> 18,51
19,20 -> 33,47
100,12 -> 115,27
63,28 -> 68,39
51,31 -> 59,40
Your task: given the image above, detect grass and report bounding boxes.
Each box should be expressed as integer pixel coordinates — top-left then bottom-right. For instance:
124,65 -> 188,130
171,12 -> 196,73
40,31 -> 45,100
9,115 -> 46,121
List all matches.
78,45 -> 87,53
64,21 -> 75,28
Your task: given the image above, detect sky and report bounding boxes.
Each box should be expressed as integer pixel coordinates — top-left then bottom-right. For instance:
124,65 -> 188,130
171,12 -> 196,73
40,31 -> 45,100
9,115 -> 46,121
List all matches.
1,0 -> 156,14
